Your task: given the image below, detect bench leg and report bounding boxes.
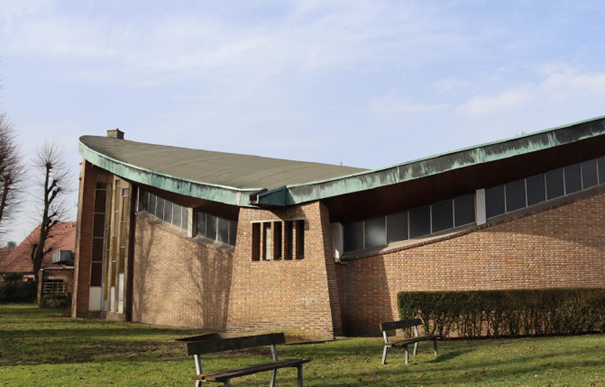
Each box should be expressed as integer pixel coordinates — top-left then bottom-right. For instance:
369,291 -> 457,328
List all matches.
382,346 -> 388,365
270,369 -> 277,387
433,339 -> 438,356
297,364 -> 304,387
224,380 -> 231,387
413,341 -> 418,356
195,381 -> 202,387
404,345 -> 409,365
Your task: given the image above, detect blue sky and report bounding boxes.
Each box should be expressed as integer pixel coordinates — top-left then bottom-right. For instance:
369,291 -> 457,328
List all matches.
1,0 -> 605,243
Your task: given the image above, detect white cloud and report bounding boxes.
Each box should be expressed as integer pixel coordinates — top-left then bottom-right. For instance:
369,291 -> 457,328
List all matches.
457,85 -> 534,115
371,93 -> 448,115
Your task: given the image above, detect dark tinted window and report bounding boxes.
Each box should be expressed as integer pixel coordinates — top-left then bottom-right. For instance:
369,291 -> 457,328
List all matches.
217,218 -> 229,244
486,185 -> 505,219
196,211 -> 206,236
229,220 -> 238,246
344,221 -> 363,252
599,157 -> 605,184
505,179 -> 526,212
164,201 -> 172,224
546,169 -> 564,199
431,200 -> 453,233
582,160 -> 598,188
206,214 -> 217,240
181,208 -> 189,230
387,212 -> 408,243
409,206 -> 430,238
526,174 -> 546,206
454,194 -> 475,226
172,204 -> 182,228
364,216 -> 386,248
156,197 -> 164,219
94,190 -> 106,213
149,194 -> 156,216
564,164 -> 581,194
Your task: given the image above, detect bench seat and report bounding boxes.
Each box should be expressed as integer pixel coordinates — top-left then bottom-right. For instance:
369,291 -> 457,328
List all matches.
193,359 -> 311,382
389,335 -> 438,347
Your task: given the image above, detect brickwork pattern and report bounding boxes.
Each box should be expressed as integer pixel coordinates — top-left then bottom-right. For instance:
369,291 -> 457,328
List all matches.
340,191 -> 605,335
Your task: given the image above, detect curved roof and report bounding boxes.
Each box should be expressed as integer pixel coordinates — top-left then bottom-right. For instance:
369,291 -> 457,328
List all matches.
79,136 -> 366,206
80,115 -> 605,208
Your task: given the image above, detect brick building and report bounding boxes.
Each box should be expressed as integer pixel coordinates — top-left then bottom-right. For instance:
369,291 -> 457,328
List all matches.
72,116 -> 605,338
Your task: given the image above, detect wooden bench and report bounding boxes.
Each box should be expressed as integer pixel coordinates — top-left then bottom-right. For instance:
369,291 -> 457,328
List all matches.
177,333 -> 310,387
379,319 -> 438,365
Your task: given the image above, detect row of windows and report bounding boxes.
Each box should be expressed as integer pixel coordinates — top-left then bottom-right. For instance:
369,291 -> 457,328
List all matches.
343,193 -> 476,253
142,191 -> 189,231
196,210 -> 237,246
252,220 -> 305,261
486,156 -> 605,219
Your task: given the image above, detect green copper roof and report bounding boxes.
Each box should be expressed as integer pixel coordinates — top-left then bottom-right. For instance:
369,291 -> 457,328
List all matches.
78,136 -> 365,207
257,115 -> 605,206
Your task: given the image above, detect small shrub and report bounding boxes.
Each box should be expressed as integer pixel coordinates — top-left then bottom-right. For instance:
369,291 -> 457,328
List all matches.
0,280 -> 37,303
39,293 -> 72,309
397,288 -> 605,338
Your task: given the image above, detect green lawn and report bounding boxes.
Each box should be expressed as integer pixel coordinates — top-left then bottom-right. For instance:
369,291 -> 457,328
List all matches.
1,305 -> 604,386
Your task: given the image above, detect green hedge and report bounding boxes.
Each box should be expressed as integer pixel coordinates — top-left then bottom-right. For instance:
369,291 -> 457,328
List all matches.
397,289 -> 605,338
39,293 -> 72,309
0,281 -> 37,303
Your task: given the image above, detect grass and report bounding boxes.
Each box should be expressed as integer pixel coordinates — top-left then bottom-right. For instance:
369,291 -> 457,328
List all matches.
1,305 -> 605,386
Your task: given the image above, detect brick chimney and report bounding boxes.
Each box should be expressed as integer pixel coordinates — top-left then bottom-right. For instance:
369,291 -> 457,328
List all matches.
107,128 -> 125,139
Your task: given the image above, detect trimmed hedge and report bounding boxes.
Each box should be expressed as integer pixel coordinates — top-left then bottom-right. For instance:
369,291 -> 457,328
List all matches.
398,289 -> 605,338
39,293 -> 72,309
0,281 -> 37,303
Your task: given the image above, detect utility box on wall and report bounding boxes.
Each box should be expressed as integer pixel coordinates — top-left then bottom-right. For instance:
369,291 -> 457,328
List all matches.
51,250 -> 74,265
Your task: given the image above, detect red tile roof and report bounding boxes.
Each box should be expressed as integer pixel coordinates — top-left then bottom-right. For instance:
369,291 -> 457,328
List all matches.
0,222 -> 76,274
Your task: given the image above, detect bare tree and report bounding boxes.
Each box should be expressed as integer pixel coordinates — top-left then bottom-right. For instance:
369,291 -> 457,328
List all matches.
0,112 -> 25,235
30,141 -> 71,285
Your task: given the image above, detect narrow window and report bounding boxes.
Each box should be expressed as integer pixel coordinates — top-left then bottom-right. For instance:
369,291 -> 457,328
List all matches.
431,200 -> 453,233
149,194 -> 156,217
228,220 -> 238,246
364,216 -> 386,248
599,157 -> 605,184
409,206 -> 430,238
582,159 -> 598,188
164,200 -> 172,224
273,221 -> 283,260
546,169 -> 564,199
454,194 -> 475,226
206,214 -> 217,240
284,221 -> 293,260
295,220 -> 305,259
156,197 -> 165,220
172,203 -> 182,228
387,211 -> 408,243
252,223 -> 261,261
343,221 -> 363,252
526,174 -> 546,206
196,211 -> 206,237
486,185 -> 505,219
505,179 -> 526,212
564,164 -> 581,194
262,223 -> 272,260
181,207 -> 189,231
217,217 -> 229,244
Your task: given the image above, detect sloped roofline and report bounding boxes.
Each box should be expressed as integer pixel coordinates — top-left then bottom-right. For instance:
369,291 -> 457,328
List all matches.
257,115 -> 605,206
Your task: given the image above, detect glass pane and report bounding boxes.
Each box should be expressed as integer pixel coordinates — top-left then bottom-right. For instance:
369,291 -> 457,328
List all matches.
229,220 -> 238,246
599,157 -> 605,184
546,169 -> 564,199
565,164 -> 581,194
142,191 -> 149,211
364,216 -> 386,248
206,214 -> 217,240
181,207 -> 189,230
94,190 -> 106,213
90,262 -> 103,287
156,197 -> 165,220
343,221 -> 363,252
387,211 -> 408,243
93,214 -> 105,238
506,179 -> 526,212
217,217 -> 229,244
526,174 -> 546,206
431,200 -> 453,233
164,200 -> 172,224
92,238 -> 104,262
582,159 -> 598,188
172,204 -> 181,228
149,194 -> 156,216
486,185 -> 505,219
409,206 -> 430,238
196,211 -> 206,236
454,194 -> 475,226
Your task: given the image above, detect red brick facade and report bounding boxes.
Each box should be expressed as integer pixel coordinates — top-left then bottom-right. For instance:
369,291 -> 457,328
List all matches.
339,190 -> 605,335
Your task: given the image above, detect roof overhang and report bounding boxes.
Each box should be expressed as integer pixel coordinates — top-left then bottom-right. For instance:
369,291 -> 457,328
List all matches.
257,115 -> 605,208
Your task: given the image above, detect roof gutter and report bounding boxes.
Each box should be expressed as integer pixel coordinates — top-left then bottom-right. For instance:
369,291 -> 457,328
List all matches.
257,115 -> 605,206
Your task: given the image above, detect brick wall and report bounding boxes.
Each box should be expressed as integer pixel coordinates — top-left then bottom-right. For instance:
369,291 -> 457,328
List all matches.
340,190 -> 605,336
72,160 -> 96,318
131,201 -> 342,339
